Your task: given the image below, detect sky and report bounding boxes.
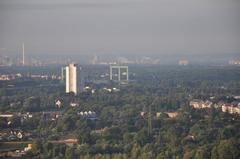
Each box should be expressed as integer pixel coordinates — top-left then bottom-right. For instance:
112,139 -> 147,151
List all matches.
0,0 -> 239,59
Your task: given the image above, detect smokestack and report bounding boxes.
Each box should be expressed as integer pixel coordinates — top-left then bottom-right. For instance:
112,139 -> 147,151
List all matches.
22,43 -> 25,66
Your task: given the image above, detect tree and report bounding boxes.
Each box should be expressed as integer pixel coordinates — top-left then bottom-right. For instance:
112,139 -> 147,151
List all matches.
23,96 -> 41,112
131,144 -> 141,159
195,146 -> 210,159
65,147 -> 76,159
32,139 -> 43,154
77,128 -> 91,144
183,149 -> 195,159
9,116 -> 21,128
215,139 -> 240,159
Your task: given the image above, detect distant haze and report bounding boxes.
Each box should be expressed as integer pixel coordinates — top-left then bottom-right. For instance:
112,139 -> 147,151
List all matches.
0,0 -> 239,60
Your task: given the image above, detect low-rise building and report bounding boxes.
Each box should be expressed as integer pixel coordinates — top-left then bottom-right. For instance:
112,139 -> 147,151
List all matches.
190,100 -> 212,109
166,112 -> 178,118
70,102 -> 78,107
24,144 -> 32,152
155,112 -> 178,118
0,113 -> 14,118
55,100 -> 62,108
221,104 -> 240,115
77,111 -> 97,120
179,60 -> 189,66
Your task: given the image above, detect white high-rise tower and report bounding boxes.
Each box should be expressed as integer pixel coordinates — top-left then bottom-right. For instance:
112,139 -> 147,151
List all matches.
65,63 -> 78,95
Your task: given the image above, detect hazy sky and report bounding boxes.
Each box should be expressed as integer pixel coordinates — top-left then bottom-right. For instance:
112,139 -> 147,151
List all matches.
0,0 -> 239,58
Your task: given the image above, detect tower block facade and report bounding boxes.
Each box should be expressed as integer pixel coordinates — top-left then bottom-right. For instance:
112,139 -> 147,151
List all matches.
66,64 -> 78,95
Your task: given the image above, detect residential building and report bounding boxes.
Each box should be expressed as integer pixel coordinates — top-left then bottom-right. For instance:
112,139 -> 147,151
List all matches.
222,104 -> 240,115
65,64 -> 78,95
190,100 -> 212,109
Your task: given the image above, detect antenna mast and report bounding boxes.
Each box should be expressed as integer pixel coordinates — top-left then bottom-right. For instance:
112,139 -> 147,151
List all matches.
22,43 -> 25,66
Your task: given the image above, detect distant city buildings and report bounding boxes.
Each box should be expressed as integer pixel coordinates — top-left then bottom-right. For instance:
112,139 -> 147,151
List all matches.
0,55 -> 12,66
88,56 -> 161,65
229,59 -> 240,65
179,60 -> 189,66
65,64 -> 78,95
90,54 -> 98,65
115,57 -> 133,64
135,56 -> 160,65
22,43 -> 25,66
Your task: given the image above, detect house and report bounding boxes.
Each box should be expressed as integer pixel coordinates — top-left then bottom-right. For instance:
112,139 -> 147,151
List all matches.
17,132 -> 23,139
70,102 -> 77,107
77,111 -> 97,120
140,112 -> 145,117
190,100 -> 212,109
24,144 -> 32,152
166,112 -> 178,118
156,112 -> 161,118
55,100 -> 62,108
155,112 -> 178,118
234,96 -> 240,100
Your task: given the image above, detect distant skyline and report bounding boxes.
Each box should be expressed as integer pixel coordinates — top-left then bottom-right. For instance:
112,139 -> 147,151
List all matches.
0,0 -> 239,59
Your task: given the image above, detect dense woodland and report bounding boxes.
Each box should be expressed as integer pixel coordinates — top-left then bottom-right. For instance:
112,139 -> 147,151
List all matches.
0,65 -> 240,159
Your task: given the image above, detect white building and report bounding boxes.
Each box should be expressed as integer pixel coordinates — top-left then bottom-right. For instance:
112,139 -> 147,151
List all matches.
190,100 -> 212,109
178,60 -> 189,66
221,104 -> 240,115
66,64 -> 78,95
